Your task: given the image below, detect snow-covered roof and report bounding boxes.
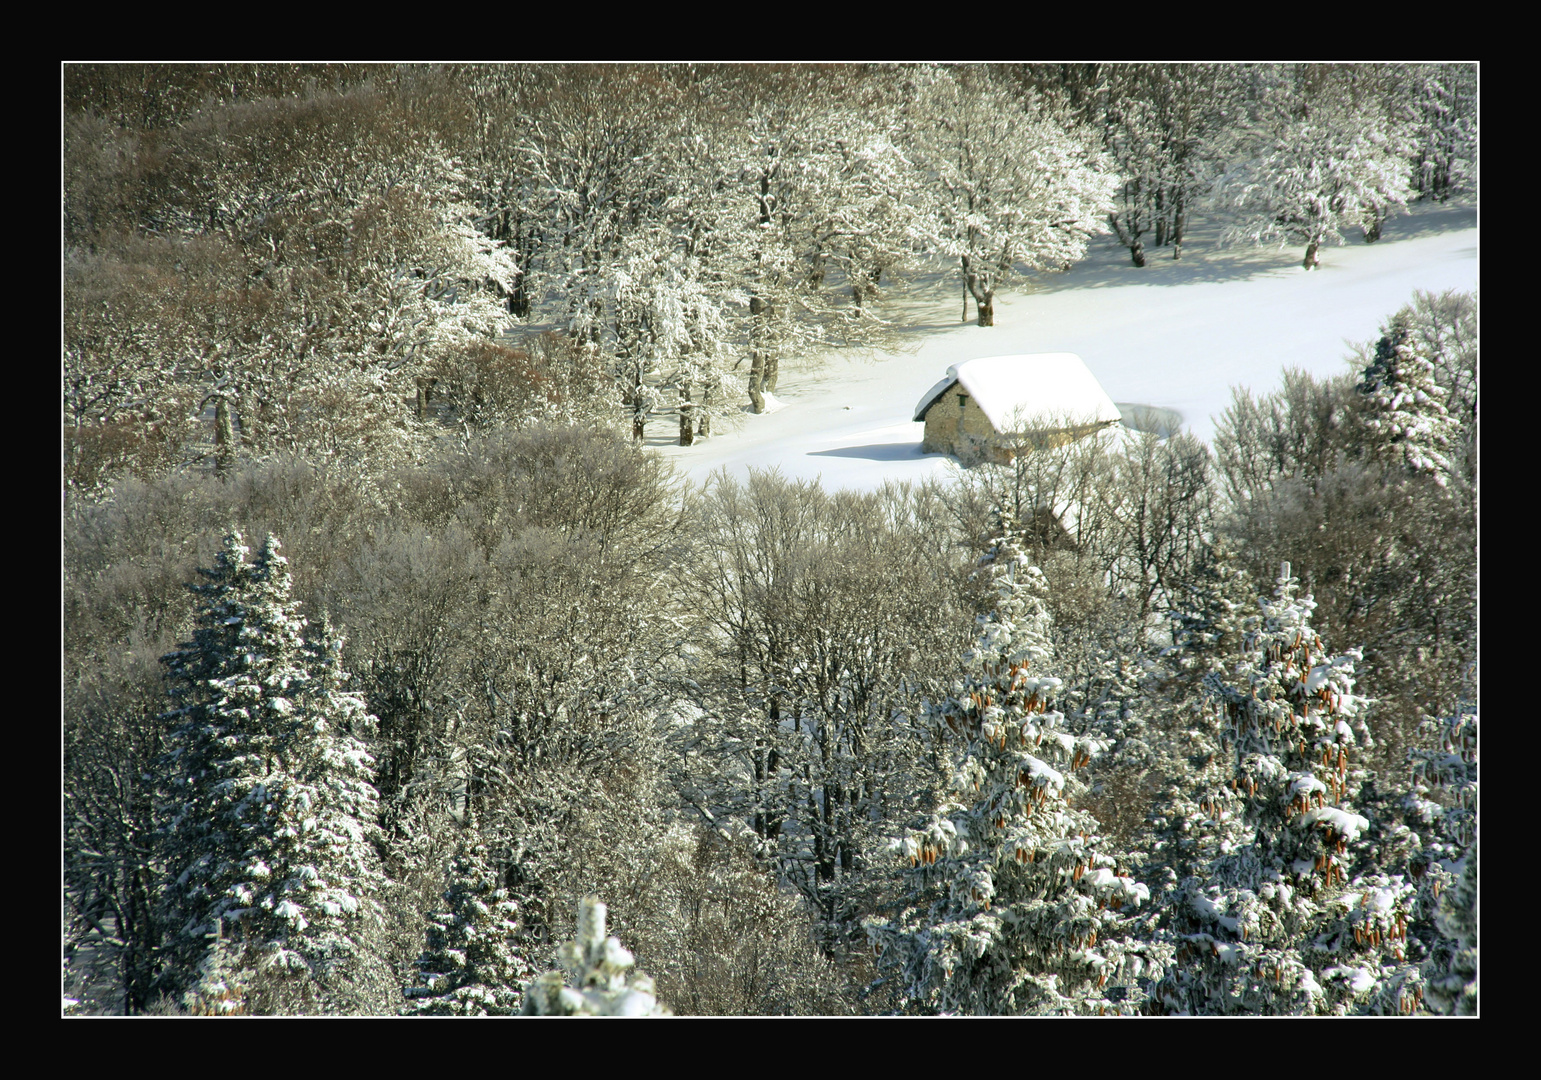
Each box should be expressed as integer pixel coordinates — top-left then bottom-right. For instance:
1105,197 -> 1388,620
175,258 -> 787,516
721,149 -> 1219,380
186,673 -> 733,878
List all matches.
913,353 -> 1122,431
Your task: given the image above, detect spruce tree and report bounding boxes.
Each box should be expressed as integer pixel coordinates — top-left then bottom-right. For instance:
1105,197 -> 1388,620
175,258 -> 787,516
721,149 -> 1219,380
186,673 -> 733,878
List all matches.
156,531 -> 388,1014
1405,701 -> 1477,1015
519,896 -> 670,1016
1424,842 -> 1477,1015
1139,538 -> 1258,902
1357,315 -> 1459,485
866,516 -> 1167,1015
182,918 -> 249,1016
404,833 -> 536,1015
1146,562 -> 1432,1015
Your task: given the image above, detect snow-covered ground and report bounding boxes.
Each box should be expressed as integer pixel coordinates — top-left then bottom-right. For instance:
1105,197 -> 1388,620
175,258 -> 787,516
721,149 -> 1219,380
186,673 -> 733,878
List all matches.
652,201 -> 1477,493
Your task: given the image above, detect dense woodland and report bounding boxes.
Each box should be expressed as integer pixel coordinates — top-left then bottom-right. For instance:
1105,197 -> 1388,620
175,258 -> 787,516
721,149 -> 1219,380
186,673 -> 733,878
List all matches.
62,62 -> 1477,1016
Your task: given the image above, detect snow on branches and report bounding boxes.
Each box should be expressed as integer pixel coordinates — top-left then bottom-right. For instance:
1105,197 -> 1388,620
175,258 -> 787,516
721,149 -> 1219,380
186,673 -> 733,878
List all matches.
868,516 -> 1166,1015
156,531 -> 388,1014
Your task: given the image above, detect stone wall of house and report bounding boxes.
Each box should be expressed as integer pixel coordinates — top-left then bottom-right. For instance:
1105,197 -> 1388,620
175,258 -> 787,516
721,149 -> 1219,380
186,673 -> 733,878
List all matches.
922,391 -> 997,456
924,389 -> 1116,463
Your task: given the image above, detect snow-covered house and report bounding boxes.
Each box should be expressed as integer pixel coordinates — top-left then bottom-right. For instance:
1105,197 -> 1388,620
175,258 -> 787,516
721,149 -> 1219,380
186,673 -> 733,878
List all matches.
913,353 -> 1122,462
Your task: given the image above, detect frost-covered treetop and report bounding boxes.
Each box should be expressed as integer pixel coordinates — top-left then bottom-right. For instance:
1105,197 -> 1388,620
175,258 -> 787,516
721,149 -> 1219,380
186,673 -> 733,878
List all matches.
520,897 -> 669,1016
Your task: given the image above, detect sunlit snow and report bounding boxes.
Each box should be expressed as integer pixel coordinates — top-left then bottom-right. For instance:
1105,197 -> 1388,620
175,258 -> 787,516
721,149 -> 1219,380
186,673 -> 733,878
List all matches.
652,202 -> 1476,492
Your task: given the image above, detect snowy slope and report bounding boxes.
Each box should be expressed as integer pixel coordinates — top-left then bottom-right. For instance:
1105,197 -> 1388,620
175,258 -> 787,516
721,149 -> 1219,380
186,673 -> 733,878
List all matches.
653,202 -> 1477,493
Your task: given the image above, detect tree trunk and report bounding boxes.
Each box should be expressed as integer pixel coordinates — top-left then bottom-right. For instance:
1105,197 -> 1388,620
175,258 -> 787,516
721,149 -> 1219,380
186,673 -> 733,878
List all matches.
748,352 -> 766,413
977,293 -> 995,327
213,396 -> 234,475
854,265 -> 881,310
1172,195 -> 1185,260
698,385 -> 711,438
764,353 -> 779,393
1110,211 -> 1145,266
1365,210 -> 1384,243
1302,240 -> 1320,271
678,388 -> 694,446
962,279 -> 969,323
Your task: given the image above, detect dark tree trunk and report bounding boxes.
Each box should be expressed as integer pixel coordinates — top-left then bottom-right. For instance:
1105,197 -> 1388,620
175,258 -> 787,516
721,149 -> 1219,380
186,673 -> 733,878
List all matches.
977,293 -> 995,327
1110,209 -> 1145,266
1172,194 -> 1186,260
764,353 -> 779,393
747,352 -> 766,413
854,265 -> 881,310
1365,211 -> 1384,243
1302,240 -> 1320,270
678,388 -> 693,446
213,396 -> 234,475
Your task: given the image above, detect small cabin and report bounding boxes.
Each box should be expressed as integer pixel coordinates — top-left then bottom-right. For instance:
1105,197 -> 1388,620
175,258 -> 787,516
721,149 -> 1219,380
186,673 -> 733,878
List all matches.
913,353 -> 1122,462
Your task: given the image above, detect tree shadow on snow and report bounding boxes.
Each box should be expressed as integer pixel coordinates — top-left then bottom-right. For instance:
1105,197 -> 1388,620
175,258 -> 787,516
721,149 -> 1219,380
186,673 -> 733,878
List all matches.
1025,202 -> 1478,295
808,442 -> 931,462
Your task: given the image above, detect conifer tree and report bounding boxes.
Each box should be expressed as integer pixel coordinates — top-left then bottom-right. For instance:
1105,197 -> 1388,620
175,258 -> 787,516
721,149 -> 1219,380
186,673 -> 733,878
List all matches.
1147,562 -> 1429,1015
182,918 -> 249,1016
1400,700 -> 1477,1015
866,515 -> 1167,1015
404,833 -> 536,1015
520,896 -> 670,1016
1357,315 -> 1459,485
156,531 -> 388,1014
1138,539 -> 1258,900
1424,842 -> 1477,1015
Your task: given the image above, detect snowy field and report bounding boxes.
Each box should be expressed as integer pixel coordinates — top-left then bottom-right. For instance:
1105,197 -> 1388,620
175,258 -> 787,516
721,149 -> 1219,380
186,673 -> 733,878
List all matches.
651,201 -> 1478,493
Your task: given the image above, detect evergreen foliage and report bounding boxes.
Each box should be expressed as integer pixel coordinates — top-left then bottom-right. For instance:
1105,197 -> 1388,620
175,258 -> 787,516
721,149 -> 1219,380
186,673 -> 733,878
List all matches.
155,531 -> 388,1014
868,515 -> 1168,1015
520,897 -> 670,1016
182,917 -> 249,1016
1424,843 -> 1477,1015
1144,562 -> 1434,1014
404,835 -> 536,1015
1356,315 -> 1459,484
61,64 -> 1477,1015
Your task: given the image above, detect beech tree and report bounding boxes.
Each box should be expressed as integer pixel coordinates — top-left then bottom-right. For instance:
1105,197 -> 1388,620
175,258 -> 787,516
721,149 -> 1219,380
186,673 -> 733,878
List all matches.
1100,64 -> 1239,264
910,68 -> 1115,326
1211,90 -> 1413,269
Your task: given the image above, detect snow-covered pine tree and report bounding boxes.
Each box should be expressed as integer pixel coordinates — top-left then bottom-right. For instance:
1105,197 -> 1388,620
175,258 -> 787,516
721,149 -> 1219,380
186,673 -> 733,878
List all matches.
1148,561 -> 1428,1015
866,515 -> 1166,1015
1137,539 -> 1259,901
1356,314 -> 1460,485
182,917 -> 249,1016
155,531 -> 388,1014
404,833 -> 536,1015
520,896 -> 670,1016
1424,842 -> 1477,1015
1401,699 -> 1477,1015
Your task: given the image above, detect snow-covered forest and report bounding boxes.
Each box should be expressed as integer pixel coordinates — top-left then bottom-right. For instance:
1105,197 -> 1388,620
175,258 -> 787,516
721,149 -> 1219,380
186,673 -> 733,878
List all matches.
62,62 -> 1477,1016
